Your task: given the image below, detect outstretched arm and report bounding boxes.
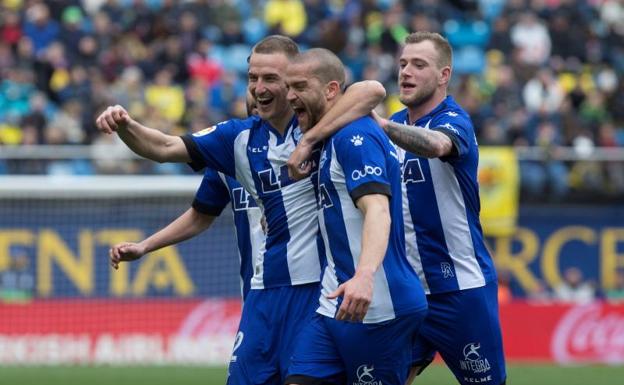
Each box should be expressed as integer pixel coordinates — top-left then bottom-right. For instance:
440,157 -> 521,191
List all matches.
110,208 -> 215,269
287,81 -> 386,179
372,111 -> 454,158
96,104 -> 190,163
327,193 -> 390,322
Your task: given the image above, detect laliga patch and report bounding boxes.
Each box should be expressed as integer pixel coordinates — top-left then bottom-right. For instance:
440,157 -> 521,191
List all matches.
193,125 -> 217,137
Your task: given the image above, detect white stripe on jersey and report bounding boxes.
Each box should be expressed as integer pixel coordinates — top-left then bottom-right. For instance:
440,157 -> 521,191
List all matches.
266,127 -> 321,286
428,158 -> 485,289
233,130 -> 266,289
317,144 -> 396,323
401,170 -> 430,293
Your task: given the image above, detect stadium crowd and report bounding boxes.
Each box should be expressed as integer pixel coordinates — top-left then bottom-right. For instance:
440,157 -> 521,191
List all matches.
0,0 -> 623,200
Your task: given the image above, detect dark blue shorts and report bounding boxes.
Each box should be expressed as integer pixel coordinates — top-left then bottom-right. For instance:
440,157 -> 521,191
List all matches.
226,283 -> 319,385
412,281 -> 506,385
286,310 -> 427,385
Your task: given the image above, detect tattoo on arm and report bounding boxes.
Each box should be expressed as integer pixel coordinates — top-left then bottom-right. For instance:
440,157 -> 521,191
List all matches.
385,121 -> 453,158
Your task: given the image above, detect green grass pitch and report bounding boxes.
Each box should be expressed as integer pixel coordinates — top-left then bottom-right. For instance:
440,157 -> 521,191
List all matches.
1,363 -> 623,385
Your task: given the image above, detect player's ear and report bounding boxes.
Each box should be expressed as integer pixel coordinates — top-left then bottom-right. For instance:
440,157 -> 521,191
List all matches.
325,81 -> 341,100
439,66 -> 451,86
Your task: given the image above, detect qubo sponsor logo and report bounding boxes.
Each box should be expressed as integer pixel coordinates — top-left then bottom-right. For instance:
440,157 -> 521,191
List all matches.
552,303 -> 624,364
459,343 -> 491,374
353,364 -> 382,385
351,165 -> 382,181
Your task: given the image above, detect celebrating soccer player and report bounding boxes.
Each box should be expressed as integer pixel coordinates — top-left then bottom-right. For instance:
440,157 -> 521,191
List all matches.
95,35 -> 385,385
283,48 -> 427,385
287,32 -> 507,385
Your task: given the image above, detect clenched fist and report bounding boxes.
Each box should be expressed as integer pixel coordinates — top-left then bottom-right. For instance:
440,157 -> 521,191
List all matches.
95,105 -> 134,134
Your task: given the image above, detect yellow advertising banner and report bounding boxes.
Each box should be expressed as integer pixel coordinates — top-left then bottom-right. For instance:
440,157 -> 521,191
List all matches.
478,146 -> 520,237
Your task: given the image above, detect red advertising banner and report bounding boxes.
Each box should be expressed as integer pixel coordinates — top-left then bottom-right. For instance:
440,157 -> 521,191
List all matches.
0,299 -> 242,365
500,301 -> 624,364
1,300 -> 623,364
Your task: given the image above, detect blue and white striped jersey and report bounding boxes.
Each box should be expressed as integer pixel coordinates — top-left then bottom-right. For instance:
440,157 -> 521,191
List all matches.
192,168 -> 264,300
182,115 -> 323,290
390,96 -> 497,295
315,116 -> 427,324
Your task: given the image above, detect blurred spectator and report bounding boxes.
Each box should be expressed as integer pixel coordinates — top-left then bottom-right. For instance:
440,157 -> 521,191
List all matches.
554,267 -> 596,304
264,0 -> 307,38
522,68 -> 565,118
1,10 -> 22,49
144,68 -> 185,123
23,3 -> 60,55
510,11 -> 551,67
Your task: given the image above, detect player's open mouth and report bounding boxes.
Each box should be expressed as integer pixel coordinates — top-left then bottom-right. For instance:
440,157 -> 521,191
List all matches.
400,82 -> 416,90
257,96 -> 273,107
292,106 -> 306,119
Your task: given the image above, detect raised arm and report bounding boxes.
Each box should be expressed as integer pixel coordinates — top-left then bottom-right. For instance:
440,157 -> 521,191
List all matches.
109,208 -> 215,269
327,193 -> 390,322
372,111 -> 454,158
96,104 -> 190,163
287,80 -> 386,179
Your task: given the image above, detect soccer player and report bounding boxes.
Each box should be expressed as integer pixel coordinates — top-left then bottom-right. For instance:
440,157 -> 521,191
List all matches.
286,32 -> 507,385
283,48 -> 427,385
108,92 -> 262,300
95,35 -> 385,385
109,168 -> 262,300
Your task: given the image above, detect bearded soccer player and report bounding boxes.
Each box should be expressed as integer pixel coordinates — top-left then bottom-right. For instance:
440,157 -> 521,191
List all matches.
286,32 -> 507,385
283,48 -> 427,385
95,35 -> 385,385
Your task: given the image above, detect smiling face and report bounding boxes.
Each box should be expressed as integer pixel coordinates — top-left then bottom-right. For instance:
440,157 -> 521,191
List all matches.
398,40 -> 449,109
285,61 -> 328,132
247,52 -> 292,128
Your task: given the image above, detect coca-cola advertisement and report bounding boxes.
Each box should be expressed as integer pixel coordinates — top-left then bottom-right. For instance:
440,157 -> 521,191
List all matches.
500,302 -> 624,364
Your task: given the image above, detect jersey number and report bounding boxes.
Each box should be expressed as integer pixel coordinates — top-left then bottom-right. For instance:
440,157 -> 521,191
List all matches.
403,159 -> 426,183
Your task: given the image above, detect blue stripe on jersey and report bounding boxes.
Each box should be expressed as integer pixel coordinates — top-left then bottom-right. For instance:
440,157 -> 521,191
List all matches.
194,169 -> 260,300
226,178 -> 259,301
245,124 -> 293,287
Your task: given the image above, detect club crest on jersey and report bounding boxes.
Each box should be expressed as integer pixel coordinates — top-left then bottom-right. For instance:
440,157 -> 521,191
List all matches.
441,262 -> 454,278
293,127 -> 303,142
351,135 -> 364,146
193,125 -> 217,137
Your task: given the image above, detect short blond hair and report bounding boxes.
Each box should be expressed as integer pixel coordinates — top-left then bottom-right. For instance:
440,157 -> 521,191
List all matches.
405,32 -> 452,69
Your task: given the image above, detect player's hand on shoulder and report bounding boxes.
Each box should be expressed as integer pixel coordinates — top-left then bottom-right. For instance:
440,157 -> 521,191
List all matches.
96,105 -> 133,135
109,242 -> 146,270
327,269 -> 374,322
370,110 -> 389,133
